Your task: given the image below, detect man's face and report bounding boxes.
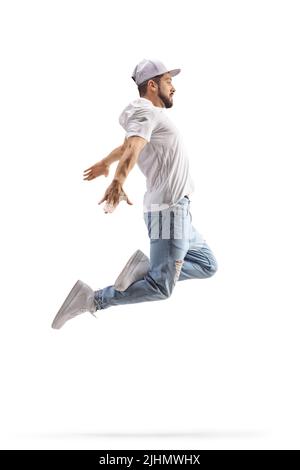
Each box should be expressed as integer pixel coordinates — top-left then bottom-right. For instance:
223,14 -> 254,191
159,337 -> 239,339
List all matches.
156,73 -> 176,108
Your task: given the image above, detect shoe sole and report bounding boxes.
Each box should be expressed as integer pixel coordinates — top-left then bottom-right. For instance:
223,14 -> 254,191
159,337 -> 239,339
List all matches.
114,249 -> 149,291
51,280 -> 83,329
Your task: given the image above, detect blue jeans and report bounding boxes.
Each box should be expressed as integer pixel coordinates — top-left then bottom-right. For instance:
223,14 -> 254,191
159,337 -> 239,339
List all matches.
94,196 -> 218,310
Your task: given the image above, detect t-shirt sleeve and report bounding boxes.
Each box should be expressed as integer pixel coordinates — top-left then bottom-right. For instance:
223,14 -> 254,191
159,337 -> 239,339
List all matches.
123,107 -> 156,143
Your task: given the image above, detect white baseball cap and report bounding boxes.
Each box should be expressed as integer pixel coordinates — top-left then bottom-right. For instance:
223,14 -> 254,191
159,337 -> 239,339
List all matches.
131,58 -> 181,86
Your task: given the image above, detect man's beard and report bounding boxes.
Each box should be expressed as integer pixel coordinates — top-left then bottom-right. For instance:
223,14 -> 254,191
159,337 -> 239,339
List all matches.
158,87 -> 173,108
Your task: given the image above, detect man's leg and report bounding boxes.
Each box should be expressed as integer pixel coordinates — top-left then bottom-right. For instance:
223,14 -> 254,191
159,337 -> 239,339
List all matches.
94,238 -> 188,310
94,200 -> 190,311
178,222 -> 218,281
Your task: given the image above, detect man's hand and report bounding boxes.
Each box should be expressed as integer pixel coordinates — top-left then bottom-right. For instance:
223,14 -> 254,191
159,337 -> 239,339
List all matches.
98,179 -> 133,213
83,141 -> 128,181
83,160 -> 110,181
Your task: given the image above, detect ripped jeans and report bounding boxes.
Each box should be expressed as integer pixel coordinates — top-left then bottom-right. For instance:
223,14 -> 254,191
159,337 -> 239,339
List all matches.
94,196 -> 218,310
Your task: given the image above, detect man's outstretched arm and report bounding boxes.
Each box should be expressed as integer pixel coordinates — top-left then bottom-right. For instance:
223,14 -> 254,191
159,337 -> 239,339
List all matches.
83,137 -> 128,181
98,135 -> 148,208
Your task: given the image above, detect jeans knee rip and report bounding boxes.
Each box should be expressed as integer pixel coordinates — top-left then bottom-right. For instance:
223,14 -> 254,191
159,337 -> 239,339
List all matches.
174,259 -> 184,283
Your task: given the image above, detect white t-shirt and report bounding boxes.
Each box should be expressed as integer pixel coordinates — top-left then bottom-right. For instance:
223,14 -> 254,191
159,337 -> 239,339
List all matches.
118,97 -> 195,212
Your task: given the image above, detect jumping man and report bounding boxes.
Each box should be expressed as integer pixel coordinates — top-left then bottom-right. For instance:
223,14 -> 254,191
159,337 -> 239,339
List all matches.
51,58 -> 218,329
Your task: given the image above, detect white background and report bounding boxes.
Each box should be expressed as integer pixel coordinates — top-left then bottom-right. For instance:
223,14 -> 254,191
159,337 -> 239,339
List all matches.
0,0 -> 299,450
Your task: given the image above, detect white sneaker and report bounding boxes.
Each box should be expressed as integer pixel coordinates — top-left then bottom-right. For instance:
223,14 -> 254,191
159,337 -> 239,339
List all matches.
113,249 -> 150,292
51,280 -> 97,329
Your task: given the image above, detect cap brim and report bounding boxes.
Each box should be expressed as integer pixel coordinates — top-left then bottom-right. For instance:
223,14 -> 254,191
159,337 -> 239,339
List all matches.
168,68 -> 181,77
